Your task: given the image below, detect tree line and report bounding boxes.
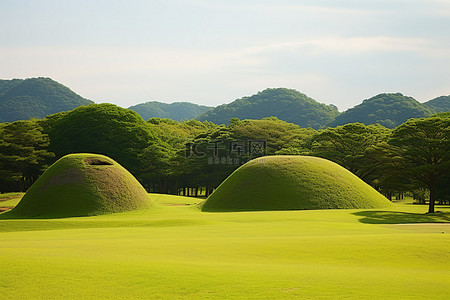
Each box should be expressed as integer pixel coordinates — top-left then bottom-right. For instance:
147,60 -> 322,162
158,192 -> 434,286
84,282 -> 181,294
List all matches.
0,104 -> 448,213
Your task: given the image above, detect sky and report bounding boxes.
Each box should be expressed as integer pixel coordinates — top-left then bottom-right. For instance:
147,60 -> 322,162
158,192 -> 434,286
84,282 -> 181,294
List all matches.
1,0 -> 449,111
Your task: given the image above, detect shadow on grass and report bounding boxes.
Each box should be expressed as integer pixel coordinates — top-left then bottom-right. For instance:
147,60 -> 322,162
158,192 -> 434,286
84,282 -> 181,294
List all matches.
0,210 -> 89,220
353,211 -> 450,224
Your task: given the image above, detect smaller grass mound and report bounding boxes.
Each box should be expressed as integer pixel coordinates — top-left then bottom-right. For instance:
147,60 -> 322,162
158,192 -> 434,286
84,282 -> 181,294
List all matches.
202,155 -> 392,212
3,153 -> 151,218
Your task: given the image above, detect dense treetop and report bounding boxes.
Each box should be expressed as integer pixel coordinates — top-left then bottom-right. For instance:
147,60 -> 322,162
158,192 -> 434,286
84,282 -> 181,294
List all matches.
424,96 -> 450,113
0,78 -> 93,123
388,115 -> 450,212
44,103 -> 160,174
196,88 -> 340,129
128,101 -> 212,121
328,93 -> 435,128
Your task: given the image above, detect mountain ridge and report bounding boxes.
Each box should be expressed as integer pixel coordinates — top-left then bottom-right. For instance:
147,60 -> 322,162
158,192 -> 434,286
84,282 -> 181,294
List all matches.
328,93 -> 436,128
196,88 -> 340,129
0,77 -> 449,127
424,95 -> 450,113
0,77 -> 93,122
128,101 -> 212,121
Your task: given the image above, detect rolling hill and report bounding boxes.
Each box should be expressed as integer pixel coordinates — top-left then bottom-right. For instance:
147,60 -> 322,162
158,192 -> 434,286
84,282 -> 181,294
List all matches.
196,88 -> 340,129
328,93 -> 434,128
1,78 -> 448,128
424,95 -> 450,113
0,77 -> 93,122
202,156 -> 392,212
128,101 -> 212,121
3,153 -> 152,218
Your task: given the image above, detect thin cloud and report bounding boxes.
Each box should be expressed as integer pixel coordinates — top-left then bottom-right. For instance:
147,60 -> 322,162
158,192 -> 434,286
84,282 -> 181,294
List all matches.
238,36 -> 445,57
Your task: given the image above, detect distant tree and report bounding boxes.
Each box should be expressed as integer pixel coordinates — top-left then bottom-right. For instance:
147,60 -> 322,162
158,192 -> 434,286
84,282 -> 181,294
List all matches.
388,116 -> 450,213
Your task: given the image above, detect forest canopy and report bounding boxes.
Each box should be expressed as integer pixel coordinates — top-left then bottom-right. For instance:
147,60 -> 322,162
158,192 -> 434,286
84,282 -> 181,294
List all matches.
1,102 -> 448,213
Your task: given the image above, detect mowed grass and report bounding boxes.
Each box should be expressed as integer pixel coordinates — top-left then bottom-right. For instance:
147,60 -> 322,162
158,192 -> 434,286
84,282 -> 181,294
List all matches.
0,193 -> 23,210
7,154 -> 151,218
0,194 -> 449,299
202,156 -> 392,211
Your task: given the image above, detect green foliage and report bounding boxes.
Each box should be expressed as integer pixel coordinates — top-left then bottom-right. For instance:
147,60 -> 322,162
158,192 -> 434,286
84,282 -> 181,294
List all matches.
0,120 -> 54,191
196,88 -> 339,129
0,79 -> 23,95
147,118 -> 219,150
388,115 -> 450,212
424,95 -> 450,113
0,78 -> 93,122
202,156 -> 392,211
140,118 -> 221,190
128,101 -> 212,121
311,123 -> 391,181
329,93 -> 434,128
3,153 -> 151,218
44,103 -> 160,174
178,118 -> 316,192
230,117 -> 315,154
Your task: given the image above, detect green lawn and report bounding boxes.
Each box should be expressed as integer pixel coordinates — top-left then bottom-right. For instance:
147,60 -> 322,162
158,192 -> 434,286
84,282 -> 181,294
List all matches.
0,193 -> 449,299
0,193 -> 23,211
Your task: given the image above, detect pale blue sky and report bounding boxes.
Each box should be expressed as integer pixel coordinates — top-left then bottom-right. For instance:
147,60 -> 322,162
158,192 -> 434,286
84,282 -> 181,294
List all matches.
1,0 -> 449,110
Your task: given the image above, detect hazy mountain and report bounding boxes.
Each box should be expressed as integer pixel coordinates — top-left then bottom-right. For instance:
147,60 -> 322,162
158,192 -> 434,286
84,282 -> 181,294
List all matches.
196,88 -> 340,129
0,77 -> 93,122
424,95 -> 450,113
128,101 -> 212,121
328,93 -> 434,128
2,77 -> 447,128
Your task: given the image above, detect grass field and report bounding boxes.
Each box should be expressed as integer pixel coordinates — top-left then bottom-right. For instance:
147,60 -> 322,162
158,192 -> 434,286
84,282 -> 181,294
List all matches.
203,156 -> 392,211
9,154 -> 151,218
0,193 -> 449,299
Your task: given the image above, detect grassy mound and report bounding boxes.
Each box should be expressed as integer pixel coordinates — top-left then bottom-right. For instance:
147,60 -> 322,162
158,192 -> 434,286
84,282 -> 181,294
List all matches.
202,156 -> 392,212
4,153 -> 151,218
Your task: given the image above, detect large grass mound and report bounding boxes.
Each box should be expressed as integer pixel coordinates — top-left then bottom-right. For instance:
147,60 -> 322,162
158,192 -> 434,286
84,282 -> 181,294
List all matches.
4,153 -> 151,218
202,155 -> 392,212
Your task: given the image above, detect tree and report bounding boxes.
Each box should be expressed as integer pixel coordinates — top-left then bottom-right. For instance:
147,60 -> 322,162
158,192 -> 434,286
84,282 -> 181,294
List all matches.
388,116 -> 450,213
44,103 -> 162,175
177,117 -> 316,195
311,123 -> 391,182
143,118 -> 220,193
230,117 -> 315,155
0,120 -> 54,192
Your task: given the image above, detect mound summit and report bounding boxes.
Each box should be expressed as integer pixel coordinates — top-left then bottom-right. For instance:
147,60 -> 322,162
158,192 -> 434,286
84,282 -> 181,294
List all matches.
202,156 -> 392,212
5,153 -> 151,218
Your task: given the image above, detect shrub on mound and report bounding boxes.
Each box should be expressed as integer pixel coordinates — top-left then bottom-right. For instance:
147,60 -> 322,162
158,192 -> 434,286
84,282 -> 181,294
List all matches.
201,156 -> 392,212
4,153 -> 151,218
